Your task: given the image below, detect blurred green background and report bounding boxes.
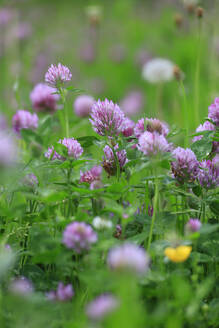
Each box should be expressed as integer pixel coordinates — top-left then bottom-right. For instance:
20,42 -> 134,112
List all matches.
0,0 -> 219,136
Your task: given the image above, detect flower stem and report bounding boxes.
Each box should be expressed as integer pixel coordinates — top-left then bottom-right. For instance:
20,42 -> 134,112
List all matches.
59,88 -> 69,138
194,19 -> 202,127
147,172 -> 159,251
179,79 -> 189,147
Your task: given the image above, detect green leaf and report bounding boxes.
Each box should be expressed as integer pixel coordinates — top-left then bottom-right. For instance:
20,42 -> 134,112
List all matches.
77,136 -> 100,148
191,132 -> 214,160
53,142 -> 68,157
209,200 -> 219,216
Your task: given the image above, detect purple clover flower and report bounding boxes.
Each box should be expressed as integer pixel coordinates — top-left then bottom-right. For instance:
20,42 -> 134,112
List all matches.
192,120 -> 219,153
10,277 -> 33,295
90,99 -> 125,136
30,83 -> 60,113
198,159 -> 219,189
107,243 -> 150,274
208,98 -> 219,126
63,221 -> 97,253
134,117 -> 169,138
47,282 -> 74,302
192,121 -> 215,143
103,144 -> 127,176
0,132 -> 17,166
16,22 -> 32,41
138,131 -> 170,156
121,117 -> 135,138
74,95 -> 95,117
12,110 -> 38,134
120,90 -> 143,116
185,218 -> 202,233
80,166 -> 102,184
86,294 -> 118,321
0,8 -> 13,26
171,147 -> 199,184
45,138 -> 83,161
56,282 -> 74,301
45,63 -> 72,87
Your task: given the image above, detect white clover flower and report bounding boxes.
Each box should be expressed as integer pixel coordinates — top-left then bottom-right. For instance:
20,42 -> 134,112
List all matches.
92,217 -> 113,230
142,58 -> 174,84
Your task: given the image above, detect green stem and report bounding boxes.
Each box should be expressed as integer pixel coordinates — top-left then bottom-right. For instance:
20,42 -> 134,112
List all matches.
179,79 -> 189,147
194,19 -> 202,127
59,88 -> 69,137
147,173 -> 159,251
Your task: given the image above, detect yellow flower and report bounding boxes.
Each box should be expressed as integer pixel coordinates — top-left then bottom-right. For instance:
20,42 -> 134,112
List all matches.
164,245 -> 192,263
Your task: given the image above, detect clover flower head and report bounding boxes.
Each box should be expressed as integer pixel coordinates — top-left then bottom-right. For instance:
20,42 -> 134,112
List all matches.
198,159 -> 219,189
107,243 -> 149,274
63,221 -> 97,253
121,117 -> 135,137
134,117 -> 169,138
192,121 -> 215,143
80,166 -> 102,183
90,99 -> 125,136
103,144 -> 127,176
138,131 -> 170,156
45,138 -> 83,161
30,83 -> 60,113
45,63 -> 72,87
171,147 -> 199,184
142,58 -> 174,84
120,90 -> 143,116
12,110 -> 38,134
185,218 -> 202,233
74,95 -> 95,117
86,294 -> 118,321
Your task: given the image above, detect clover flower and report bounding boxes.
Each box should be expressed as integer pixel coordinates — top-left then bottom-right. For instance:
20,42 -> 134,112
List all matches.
0,132 -> 17,166
90,99 -> 125,136
134,118 -> 169,138
121,117 -> 135,138
45,138 -> 83,161
120,90 -> 143,116
208,98 -> 219,126
30,83 -> 60,113
103,145 -> 127,176
74,95 -> 95,117
47,282 -> 74,302
142,58 -> 174,84
10,277 -> 34,295
0,8 -> 13,26
12,110 -> 38,134
92,216 -> 113,230
138,131 -> 170,156
45,63 -> 72,87
63,221 -> 97,253
171,147 -> 199,184
86,294 -> 118,321
198,159 -> 219,189
185,218 -> 202,234
107,243 -> 149,274
192,121 -> 215,143
80,166 -> 102,184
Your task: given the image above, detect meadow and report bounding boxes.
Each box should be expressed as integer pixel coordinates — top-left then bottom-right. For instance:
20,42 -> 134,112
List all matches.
0,0 -> 219,327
